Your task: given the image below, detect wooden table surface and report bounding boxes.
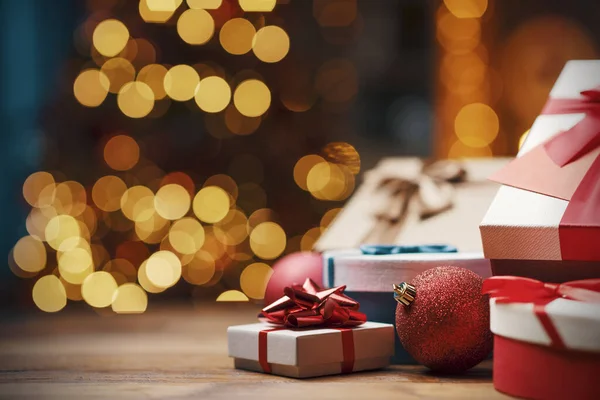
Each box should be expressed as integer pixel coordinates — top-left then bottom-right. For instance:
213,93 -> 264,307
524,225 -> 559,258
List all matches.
0,303 -> 508,399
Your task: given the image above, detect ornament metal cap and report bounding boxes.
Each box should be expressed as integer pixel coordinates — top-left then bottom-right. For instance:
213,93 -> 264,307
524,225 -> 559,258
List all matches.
393,282 -> 416,306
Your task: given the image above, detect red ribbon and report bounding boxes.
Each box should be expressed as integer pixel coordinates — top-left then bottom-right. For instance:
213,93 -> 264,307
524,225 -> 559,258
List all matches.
540,87 -> 600,260
482,276 -> 600,348
257,278 -> 365,374
260,278 -> 367,328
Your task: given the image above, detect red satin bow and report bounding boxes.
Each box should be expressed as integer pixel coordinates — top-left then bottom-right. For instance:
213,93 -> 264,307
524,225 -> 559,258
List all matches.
260,278 -> 367,328
482,276 -> 600,305
543,86 -> 600,167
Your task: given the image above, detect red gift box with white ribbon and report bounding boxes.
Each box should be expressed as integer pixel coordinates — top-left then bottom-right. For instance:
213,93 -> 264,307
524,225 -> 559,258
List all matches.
480,60 -> 600,282
483,276 -> 600,400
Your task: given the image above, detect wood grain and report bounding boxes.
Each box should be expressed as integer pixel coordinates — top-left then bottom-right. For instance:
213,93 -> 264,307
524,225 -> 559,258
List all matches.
0,304 -> 508,399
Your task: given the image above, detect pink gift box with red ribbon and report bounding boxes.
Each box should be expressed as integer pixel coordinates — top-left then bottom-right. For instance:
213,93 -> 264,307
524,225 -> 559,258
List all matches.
480,60 -> 600,282
483,277 -> 600,400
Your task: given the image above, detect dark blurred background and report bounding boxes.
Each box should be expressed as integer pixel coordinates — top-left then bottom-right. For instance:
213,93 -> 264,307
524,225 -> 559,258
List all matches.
1,0 -> 599,313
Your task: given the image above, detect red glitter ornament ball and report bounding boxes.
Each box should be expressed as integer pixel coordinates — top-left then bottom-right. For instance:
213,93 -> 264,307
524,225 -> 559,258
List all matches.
264,252 -> 323,306
395,266 -> 493,373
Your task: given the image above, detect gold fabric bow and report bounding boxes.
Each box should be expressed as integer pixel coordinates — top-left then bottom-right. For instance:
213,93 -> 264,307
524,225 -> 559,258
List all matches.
364,160 -> 466,243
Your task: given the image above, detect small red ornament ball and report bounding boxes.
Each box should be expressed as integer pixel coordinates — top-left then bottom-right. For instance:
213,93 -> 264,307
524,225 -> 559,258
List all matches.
395,266 -> 493,373
264,252 -> 323,306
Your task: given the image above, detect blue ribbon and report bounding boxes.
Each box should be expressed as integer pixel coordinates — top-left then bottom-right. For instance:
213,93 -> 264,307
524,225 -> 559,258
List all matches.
359,244 -> 458,255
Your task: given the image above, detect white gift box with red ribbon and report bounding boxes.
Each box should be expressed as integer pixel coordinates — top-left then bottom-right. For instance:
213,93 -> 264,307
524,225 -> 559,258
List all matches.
484,277 -> 600,400
480,60 -> 600,282
228,322 -> 394,378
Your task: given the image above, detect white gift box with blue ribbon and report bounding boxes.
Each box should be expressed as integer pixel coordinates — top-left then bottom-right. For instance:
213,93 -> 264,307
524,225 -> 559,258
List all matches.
323,245 -> 491,364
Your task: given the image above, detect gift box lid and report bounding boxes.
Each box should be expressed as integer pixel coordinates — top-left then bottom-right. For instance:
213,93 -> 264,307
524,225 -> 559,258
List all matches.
227,322 -> 394,367
481,60 -> 600,261
484,277 -> 600,353
323,250 -> 490,291
316,158 -> 508,253
490,299 -> 600,353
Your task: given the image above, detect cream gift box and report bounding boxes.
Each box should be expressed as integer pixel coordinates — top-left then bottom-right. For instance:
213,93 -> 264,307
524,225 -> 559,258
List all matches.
483,277 -> 600,400
481,60 -> 600,282
227,322 -> 394,378
323,247 -> 491,364
316,158 -> 508,253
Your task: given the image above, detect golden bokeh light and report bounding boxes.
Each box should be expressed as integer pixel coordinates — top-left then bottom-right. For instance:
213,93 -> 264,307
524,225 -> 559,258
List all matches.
239,0 -> 276,12
164,64 -> 200,101
23,171 -> 55,208
118,81 -> 155,118
323,142 -> 361,175
145,251 -> 182,288
61,278 -> 83,301
135,213 -> 170,244
73,69 -> 110,107
293,155 -> 325,191
301,227 -> 322,251
252,26 -> 290,63
247,208 -> 277,231
111,283 -> 148,314
138,260 -> 166,293
216,290 -> 249,302
320,208 -> 342,228
26,207 -> 56,241
448,140 -> 493,158
249,222 -> 286,260
92,19 -> 129,57
92,175 -> 127,212
139,0 -> 177,23
307,162 -> 354,201
58,181 -> 87,217
58,245 -> 93,281
213,209 -> 248,246
437,11 -> 481,53
315,59 -> 358,103
219,18 -> 256,55
313,0 -> 357,27
81,271 -> 118,308
194,76 -> 231,113
240,262 -> 273,299
137,64 -> 168,99
204,174 -> 238,202
454,103 -> 499,147
187,0 -> 222,9
519,129 -> 530,149
168,218 -> 205,255
161,172 -> 195,197
45,215 -> 81,250
121,185 -> 155,222
104,135 -> 140,171
100,57 -> 136,94
233,79 -> 271,117
154,184 -> 191,220
182,250 -> 215,285
193,186 -> 231,223
146,0 -> 183,11
13,236 -> 46,273
32,275 -> 67,313
160,235 -> 195,266
444,0 -> 488,19
224,104 -> 261,135
177,9 -> 215,45
103,258 -> 137,283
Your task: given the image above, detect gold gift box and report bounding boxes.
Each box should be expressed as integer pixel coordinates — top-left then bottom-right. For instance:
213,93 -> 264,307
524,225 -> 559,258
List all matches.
315,158 -> 509,253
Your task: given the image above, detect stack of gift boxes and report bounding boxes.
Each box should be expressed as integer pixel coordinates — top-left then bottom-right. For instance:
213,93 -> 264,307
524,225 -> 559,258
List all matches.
228,60 -> 600,399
